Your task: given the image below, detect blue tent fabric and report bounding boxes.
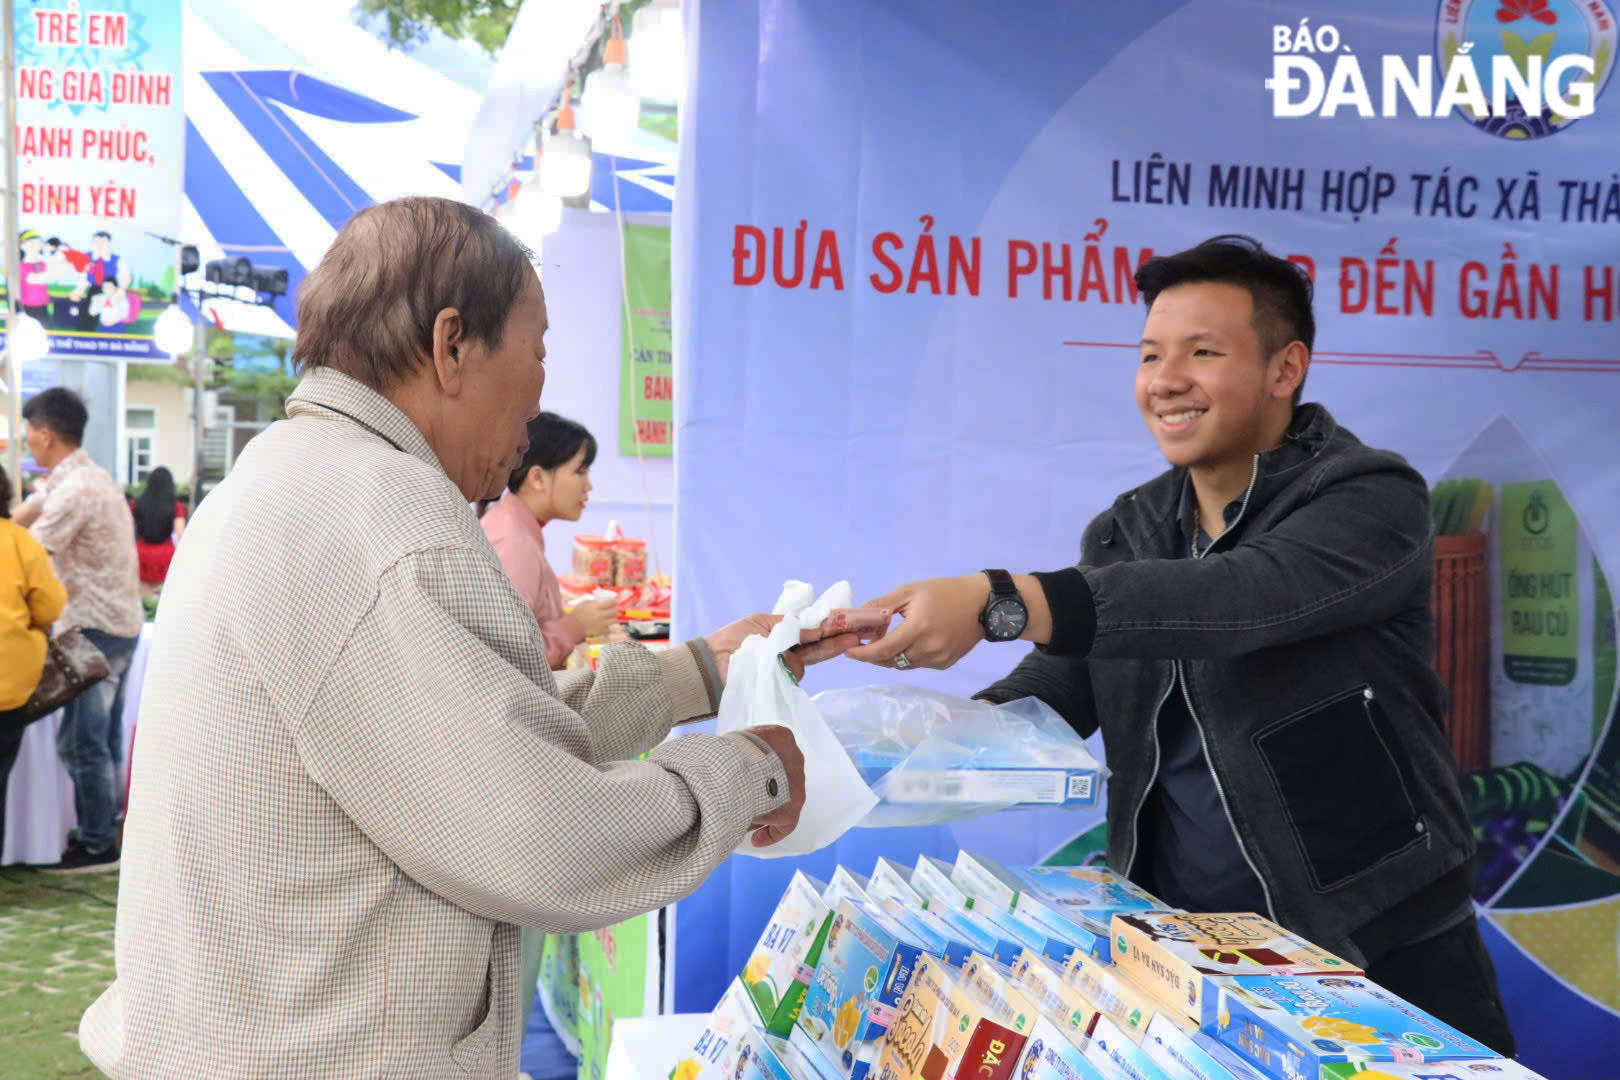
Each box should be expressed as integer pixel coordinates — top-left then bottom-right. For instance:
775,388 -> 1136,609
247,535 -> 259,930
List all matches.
183,117 -> 308,318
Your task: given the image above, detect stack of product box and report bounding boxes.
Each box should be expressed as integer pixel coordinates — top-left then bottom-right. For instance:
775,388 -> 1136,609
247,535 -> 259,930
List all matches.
667,850 -> 1541,1080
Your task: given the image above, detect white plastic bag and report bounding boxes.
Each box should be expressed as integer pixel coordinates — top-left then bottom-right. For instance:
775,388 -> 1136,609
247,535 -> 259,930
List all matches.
716,581 -> 880,857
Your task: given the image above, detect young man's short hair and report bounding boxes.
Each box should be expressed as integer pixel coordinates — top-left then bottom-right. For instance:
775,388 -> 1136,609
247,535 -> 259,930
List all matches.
21,387 -> 90,446
1135,235 -> 1314,404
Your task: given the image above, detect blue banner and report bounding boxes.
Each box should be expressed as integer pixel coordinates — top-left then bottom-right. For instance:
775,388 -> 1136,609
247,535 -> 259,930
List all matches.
673,2 -> 1620,1075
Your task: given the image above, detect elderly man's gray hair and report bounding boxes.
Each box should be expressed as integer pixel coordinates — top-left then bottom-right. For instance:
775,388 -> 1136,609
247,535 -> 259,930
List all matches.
293,196 -> 537,390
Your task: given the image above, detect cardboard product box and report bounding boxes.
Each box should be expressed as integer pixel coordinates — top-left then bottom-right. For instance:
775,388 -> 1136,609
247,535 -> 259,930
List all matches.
1066,952 -> 1192,1045
953,1016 -> 1028,1080
947,906 -> 1034,968
871,858 -> 928,909
951,850 -> 1045,914
734,1026 -> 802,1080
1013,865 -> 1163,961
1141,1013 -> 1269,1080
873,760 -> 1102,812
745,872 -> 833,1036
1111,912 -> 1360,1024
1015,864 -> 1163,913
797,898 -> 932,1080
928,905 -> 1007,966
871,954 -> 958,1080
1206,975 -> 1496,1080
981,903 -> 1091,970
922,957 -> 1039,1079
878,896 -> 979,970
829,868 -> 874,907
1083,1015 -> 1178,1080
912,856 -> 974,912
671,979 -> 773,1080
789,1026 -> 856,1080
1010,949 -> 1100,1040
960,953 -> 1043,1036
1319,1062 -> 1548,1080
1013,1014 -> 1111,1080
951,851 -> 1105,964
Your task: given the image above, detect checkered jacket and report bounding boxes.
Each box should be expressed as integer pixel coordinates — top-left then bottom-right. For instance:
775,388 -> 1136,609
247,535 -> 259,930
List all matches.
80,368 -> 787,1078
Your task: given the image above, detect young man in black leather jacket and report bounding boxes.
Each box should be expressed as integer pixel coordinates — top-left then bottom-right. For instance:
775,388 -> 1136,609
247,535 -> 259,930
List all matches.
850,235 -> 1514,1055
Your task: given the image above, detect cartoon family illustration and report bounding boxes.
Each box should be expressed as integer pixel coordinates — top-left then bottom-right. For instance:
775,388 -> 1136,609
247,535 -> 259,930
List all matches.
12,228 -> 143,331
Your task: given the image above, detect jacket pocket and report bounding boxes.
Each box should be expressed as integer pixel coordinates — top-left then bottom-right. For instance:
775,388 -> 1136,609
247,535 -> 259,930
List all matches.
451,947 -> 500,1073
1252,683 -> 1426,893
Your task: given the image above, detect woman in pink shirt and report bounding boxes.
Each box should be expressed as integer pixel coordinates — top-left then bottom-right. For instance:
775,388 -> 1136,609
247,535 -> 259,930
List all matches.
480,412 -> 617,669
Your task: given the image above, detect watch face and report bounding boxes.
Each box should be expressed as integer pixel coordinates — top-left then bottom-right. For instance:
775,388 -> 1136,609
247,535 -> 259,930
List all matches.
986,597 -> 1027,640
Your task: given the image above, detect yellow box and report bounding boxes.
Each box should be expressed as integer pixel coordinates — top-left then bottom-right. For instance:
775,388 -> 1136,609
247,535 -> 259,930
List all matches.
1009,949 -> 1098,1040
1063,952 -> 1185,1044
1110,912 -> 1360,1024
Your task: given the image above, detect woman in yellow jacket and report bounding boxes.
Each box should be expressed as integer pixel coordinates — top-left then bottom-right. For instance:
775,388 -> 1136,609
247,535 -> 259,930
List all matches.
1,463 -> 68,843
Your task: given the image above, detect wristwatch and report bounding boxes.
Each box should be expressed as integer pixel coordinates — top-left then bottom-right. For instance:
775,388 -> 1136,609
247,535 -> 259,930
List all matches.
979,569 -> 1028,642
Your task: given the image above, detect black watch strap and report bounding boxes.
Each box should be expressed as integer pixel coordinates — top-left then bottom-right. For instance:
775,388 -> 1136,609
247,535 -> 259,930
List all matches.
983,568 -> 1017,599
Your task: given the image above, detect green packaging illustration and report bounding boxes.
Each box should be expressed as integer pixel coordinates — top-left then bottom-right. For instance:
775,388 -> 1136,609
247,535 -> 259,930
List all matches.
1501,482 -> 1579,686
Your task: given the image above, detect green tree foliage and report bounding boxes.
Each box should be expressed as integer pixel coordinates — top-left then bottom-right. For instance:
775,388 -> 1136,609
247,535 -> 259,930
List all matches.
358,0 -> 521,55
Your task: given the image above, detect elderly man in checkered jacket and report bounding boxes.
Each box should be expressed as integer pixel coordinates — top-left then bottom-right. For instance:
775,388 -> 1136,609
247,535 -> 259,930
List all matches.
79,197 -> 861,1079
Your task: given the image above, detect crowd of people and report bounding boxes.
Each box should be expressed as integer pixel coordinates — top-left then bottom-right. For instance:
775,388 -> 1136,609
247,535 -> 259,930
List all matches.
2,387 -> 180,873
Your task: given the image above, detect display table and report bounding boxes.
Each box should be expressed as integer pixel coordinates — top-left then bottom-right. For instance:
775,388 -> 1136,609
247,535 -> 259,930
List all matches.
603,1013 -> 707,1080
2,623 -> 152,865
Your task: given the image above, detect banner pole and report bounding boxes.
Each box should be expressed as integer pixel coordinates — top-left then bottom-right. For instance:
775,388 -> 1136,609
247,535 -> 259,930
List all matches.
3,0 -> 24,503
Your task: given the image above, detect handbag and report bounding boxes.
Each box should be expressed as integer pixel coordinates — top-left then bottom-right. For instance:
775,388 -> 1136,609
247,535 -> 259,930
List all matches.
5,526 -> 110,725
21,627 -> 111,723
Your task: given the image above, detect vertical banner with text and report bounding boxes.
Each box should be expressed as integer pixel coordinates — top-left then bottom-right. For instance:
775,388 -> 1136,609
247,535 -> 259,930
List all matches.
619,223 -> 673,457
3,0 -> 184,360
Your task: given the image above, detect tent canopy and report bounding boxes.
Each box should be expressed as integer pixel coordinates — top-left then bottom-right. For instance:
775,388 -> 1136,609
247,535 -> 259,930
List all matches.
183,0 -> 674,339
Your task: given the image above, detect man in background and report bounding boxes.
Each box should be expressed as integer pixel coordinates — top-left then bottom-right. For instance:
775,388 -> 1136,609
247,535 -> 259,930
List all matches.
16,387 -> 144,872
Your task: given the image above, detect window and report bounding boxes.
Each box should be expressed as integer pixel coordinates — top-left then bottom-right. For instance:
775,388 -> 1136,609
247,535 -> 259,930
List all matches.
125,407 -> 158,486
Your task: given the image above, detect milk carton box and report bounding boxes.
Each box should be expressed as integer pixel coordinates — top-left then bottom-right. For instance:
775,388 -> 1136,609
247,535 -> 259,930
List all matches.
878,896 -> 978,970
949,906 -> 1036,967
1207,975 -> 1496,1080
1066,953 -> 1181,1044
797,898 -> 931,1080
961,953 -> 1043,1036
1013,865 -> 1162,961
1084,1015 -> 1177,1080
912,855 -> 973,912
1320,1062 -> 1548,1080
1013,1015 -> 1111,1080
828,868 -> 873,907
672,979 -> 772,1080
871,954 -> 957,1080
1111,912 -> 1360,1023
787,1026 -> 852,1080
1142,1013 -> 1269,1080
732,1026 -> 800,1080
928,956 -> 1039,1079
745,872 -> 832,1036
870,858 -> 927,909
1010,949 -> 1100,1038
951,851 -> 1104,963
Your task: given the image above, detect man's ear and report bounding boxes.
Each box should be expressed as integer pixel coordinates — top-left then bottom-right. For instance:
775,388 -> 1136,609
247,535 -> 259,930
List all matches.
431,307 -> 468,394
1271,341 -> 1310,402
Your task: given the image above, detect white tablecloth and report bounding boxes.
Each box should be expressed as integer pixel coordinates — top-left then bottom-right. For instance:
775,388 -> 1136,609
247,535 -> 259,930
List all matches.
2,623 -> 152,865
604,1013 -> 708,1080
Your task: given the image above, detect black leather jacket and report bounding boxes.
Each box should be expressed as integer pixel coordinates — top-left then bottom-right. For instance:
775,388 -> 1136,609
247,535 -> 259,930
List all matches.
980,404 -> 1472,965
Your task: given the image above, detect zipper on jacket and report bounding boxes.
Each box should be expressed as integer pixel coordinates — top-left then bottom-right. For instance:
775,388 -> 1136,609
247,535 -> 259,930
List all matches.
1123,669 -> 1177,881
1178,453 -> 1276,920
1178,659 -> 1277,923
